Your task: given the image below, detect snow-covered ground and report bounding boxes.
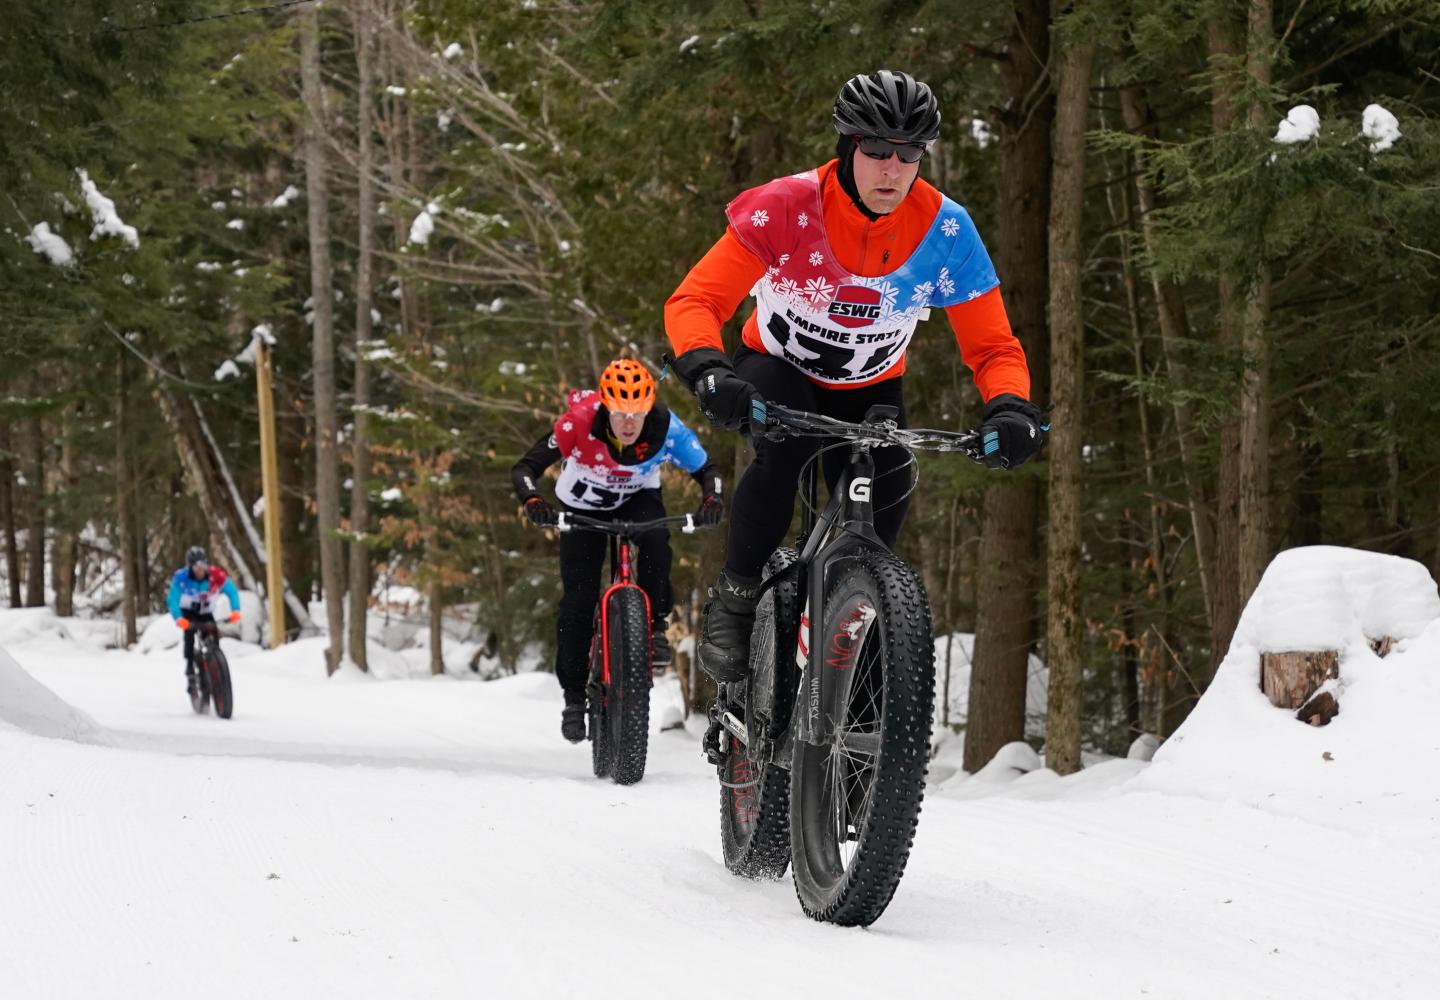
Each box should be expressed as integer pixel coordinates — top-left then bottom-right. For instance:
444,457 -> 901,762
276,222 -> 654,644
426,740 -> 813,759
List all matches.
3,545 -> 1440,999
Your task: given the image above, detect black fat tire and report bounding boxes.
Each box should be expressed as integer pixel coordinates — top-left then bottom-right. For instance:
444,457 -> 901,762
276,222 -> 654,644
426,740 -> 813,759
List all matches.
589,636 -> 612,779
210,647 -> 234,720
720,548 -> 799,879
189,662 -> 210,715
789,550 -> 934,927
606,586 -> 652,785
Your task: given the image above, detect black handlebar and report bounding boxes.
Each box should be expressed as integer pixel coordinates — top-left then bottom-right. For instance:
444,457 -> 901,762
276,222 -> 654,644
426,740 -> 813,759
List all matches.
557,512 -> 708,536
756,402 -> 984,461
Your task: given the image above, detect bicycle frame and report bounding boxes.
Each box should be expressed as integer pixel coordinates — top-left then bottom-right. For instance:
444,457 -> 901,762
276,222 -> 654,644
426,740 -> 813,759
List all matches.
558,512 -> 698,685
760,410 -> 894,754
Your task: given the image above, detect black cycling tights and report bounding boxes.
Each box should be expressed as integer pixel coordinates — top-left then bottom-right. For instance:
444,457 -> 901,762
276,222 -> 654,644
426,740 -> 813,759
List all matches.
725,348 -> 912,580
554,489 -> 672,699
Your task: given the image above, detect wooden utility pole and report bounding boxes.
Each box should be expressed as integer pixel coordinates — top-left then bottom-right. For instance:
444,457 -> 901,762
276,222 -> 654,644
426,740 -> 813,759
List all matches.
256,336 -> 286,649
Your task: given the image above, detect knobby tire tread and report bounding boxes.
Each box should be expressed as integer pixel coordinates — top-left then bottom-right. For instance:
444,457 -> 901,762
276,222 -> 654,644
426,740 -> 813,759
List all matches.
607,587 -> 652,785
720,549 -> 798,880
590,631 -> 612,778
211,647 -> 234,719
790,550 -> 935,927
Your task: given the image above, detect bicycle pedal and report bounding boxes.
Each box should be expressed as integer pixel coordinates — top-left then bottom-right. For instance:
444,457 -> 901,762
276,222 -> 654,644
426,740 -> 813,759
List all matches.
702,713 -> 725,767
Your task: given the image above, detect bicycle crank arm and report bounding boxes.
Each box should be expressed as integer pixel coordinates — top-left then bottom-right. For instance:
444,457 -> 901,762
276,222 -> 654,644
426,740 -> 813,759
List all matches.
719,710 -> 749,747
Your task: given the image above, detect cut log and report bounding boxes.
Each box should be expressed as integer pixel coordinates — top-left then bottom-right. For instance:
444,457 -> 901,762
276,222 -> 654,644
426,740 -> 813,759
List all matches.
1260,649 -> 1339,713
1368,636 -> 1394,658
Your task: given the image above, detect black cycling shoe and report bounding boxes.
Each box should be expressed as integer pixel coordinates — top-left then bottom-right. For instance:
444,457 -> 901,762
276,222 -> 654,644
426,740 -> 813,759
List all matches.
561,701 -> 587,743
650,626 -> 673,669
697,568 -> 760,683
185,664 -> 199,697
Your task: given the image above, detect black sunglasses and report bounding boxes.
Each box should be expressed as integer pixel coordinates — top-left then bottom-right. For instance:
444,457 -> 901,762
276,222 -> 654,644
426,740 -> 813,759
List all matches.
854,135 -> 928,164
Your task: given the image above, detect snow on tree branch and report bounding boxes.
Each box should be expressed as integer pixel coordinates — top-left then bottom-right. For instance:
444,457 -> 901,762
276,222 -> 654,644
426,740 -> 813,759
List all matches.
76,169 -> 139,248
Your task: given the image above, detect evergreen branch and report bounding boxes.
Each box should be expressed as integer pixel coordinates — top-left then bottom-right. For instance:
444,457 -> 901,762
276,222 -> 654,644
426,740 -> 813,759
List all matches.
105,0 -> 317,35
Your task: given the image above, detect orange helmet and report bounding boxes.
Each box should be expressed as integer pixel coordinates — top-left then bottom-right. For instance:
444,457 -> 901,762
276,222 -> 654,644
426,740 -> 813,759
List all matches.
598,359 -> 656,415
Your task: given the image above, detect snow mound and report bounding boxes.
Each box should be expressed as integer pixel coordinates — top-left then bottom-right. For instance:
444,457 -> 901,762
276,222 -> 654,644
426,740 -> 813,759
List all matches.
1138,546 -> 1440,833
0,645 -> 112,745
0,607 -> 115,650
137,614 -> 183,653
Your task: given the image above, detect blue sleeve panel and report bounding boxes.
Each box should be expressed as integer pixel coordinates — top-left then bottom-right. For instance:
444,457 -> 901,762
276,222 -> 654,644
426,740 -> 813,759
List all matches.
220,575 -> 242,616
662,414 -> 710,474
166,570 -> 184,619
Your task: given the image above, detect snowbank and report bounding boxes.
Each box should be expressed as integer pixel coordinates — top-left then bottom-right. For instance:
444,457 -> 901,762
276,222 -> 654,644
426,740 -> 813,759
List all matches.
1138,546 -> 1440,832
0,645 -> 111,745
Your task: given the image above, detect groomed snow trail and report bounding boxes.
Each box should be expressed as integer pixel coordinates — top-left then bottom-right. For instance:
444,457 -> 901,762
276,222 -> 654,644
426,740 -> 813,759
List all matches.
2,622 -> 1437,1000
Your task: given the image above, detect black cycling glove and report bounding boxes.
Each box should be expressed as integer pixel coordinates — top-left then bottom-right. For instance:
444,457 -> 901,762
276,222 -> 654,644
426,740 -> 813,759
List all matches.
979,394 -> 1046,469
523,496 -> 558,526
671,348 -> 766,435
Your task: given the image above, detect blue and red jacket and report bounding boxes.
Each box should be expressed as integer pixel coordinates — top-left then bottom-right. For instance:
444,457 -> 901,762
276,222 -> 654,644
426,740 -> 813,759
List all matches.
167,565 -> 241,620
511,391 -> 722,512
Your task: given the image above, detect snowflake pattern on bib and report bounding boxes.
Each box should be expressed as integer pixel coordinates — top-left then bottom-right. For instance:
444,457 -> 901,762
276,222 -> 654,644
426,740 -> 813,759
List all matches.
726,170 -> 999,386
551,391 -> 709,510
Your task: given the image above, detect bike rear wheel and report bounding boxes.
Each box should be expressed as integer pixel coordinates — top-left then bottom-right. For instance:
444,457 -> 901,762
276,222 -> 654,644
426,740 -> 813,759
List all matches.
789,550 -> 935,927
189,663 -> 210,715
589,638 -> 612,779
606,586 -> 652,786
209,647 -> 234,719
720,548 -> 798,880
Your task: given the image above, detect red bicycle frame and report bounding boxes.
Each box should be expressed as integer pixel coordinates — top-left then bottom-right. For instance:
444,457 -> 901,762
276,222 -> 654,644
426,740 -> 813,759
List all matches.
597,536 -> 651,686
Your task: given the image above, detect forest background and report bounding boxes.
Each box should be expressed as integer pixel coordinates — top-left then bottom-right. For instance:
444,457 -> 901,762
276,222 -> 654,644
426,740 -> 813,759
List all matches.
2,0 -> 1437,774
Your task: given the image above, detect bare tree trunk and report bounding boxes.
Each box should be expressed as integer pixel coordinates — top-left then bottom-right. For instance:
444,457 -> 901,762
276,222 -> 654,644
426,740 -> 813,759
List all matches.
965,0 -> 1053,773
1238,0 -> 1274,602
1043,28 -> 1093,777
53,408 -> 78,617
1,421 -> 21,608
281,393 -> 315,610
348,0 -> 378,671
116,354 -> 138,645
1119,84 -> 1215,626
429,580 -> 444,675
1208,16 -> 1245,680
302,2 -> 346,673
23,409 -> 46,608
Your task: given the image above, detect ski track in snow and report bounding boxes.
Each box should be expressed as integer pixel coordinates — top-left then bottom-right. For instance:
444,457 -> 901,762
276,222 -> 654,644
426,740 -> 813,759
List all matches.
2,629 -> 1438,999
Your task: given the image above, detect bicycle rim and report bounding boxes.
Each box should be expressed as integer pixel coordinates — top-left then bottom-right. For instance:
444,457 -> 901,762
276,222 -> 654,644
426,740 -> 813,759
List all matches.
789,552 -> 935,926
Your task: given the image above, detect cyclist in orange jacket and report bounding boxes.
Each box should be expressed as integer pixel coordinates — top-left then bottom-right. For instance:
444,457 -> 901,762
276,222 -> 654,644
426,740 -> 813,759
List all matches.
665,69 -> 1042,683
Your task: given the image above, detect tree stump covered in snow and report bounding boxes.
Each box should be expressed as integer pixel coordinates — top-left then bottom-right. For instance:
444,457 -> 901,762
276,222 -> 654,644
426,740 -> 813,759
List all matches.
1260,649 -> 1339,725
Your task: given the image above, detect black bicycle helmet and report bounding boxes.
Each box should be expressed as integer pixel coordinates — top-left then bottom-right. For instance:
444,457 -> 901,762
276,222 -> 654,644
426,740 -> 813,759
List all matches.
832,69 -> 941,143
186,545 -> 208,567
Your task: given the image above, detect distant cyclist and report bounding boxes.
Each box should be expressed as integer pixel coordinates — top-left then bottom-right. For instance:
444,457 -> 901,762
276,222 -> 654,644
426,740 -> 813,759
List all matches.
512,359 -> 724,743
167,545 -> 242,697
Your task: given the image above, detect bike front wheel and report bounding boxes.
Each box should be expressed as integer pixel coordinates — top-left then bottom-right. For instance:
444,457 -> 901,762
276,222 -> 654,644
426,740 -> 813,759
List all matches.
789,550 -> 935,927
209,648 -> 234,720
605,586 -> 652,786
